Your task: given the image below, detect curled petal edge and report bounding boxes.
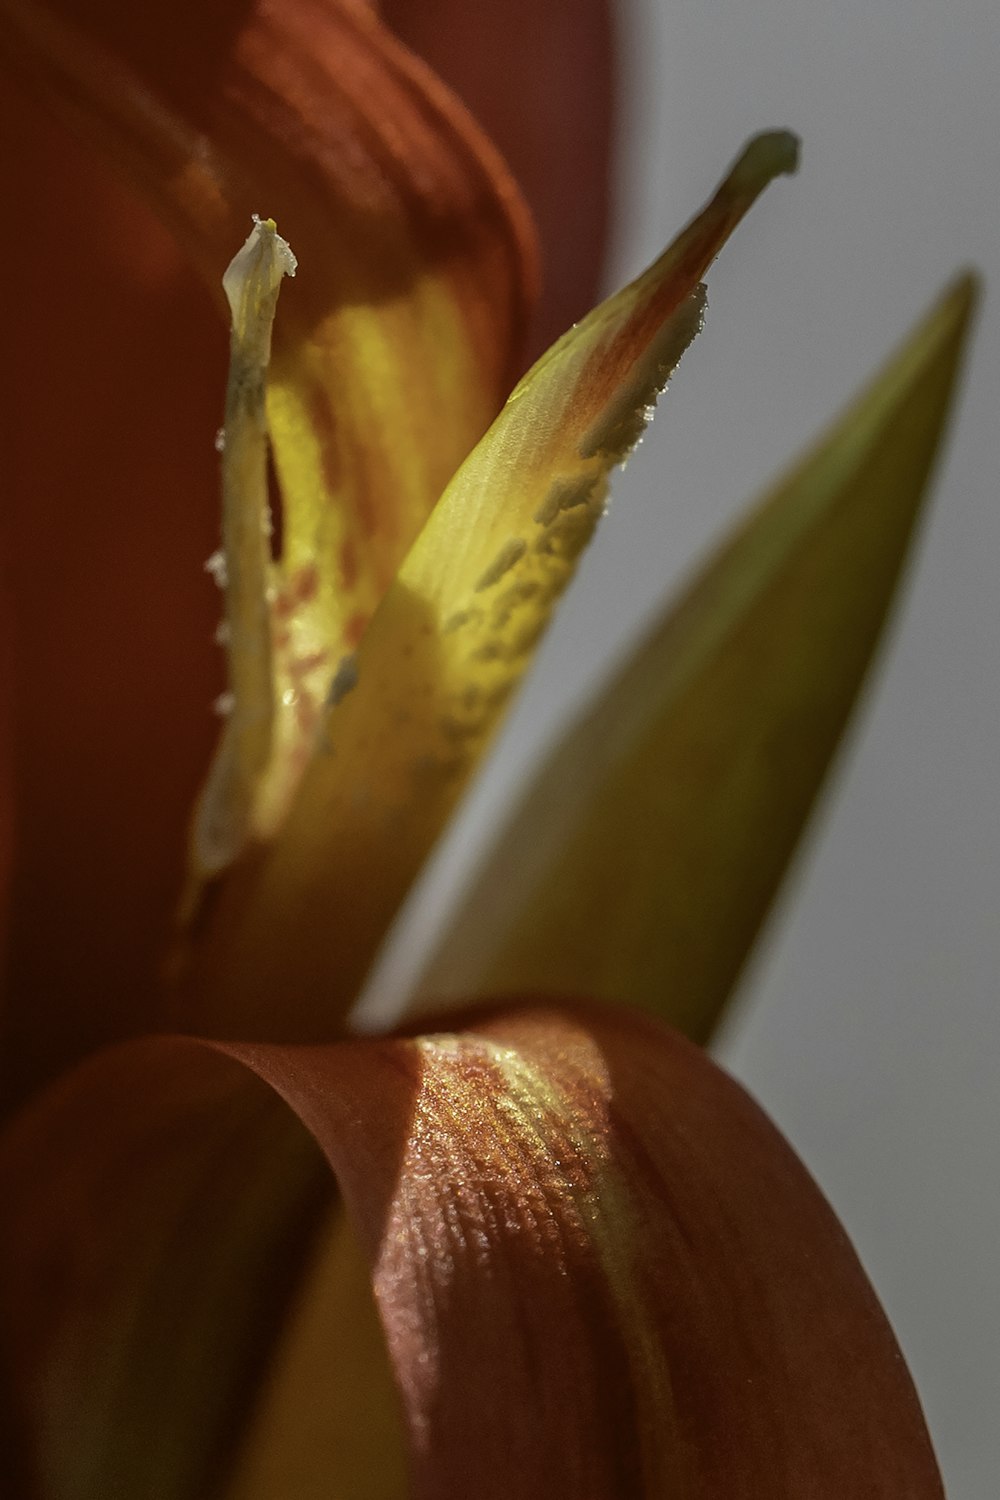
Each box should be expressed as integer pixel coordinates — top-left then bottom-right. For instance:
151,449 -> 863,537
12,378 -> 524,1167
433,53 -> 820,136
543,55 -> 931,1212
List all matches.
0,1002 -> 943,1498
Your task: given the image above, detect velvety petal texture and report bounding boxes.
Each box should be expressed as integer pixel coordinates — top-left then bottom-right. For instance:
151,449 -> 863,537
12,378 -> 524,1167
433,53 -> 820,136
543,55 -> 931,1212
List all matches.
418,275 -> 979,1039
0,1005 -> 943,1498
175,133 -> 799,1039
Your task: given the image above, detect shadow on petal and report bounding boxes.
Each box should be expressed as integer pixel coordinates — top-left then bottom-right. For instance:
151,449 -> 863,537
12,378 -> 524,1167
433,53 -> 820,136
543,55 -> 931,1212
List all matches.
1,92 -> 224,1111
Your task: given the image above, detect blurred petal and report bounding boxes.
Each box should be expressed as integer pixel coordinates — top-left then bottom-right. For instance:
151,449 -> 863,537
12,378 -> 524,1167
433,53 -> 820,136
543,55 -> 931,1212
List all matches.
0,101 -> 224,1108
0,0 -> 533,1096
176,132 -> 799,1038
381,0 -> 616,358
0,536 -> 11,968
419,275 -> 979,1039
0,1004 -> 942,1497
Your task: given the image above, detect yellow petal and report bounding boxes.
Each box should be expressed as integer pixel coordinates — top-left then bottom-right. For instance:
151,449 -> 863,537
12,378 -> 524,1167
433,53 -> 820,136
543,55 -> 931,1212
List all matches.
418,275 -> 979,1039
176,132 -> 799,1038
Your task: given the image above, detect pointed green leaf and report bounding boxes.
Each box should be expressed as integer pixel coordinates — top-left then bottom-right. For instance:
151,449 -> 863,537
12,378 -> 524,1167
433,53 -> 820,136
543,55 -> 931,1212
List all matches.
418,276 -> 978,1039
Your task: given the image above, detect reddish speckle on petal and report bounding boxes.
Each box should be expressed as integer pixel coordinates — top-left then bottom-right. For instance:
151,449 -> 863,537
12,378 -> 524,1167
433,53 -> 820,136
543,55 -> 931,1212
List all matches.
293,564 -> 319,606
339,538 -> 359,592
309,387 -> 343,499
289,651 -> 329,683
350,468 -> 380,544
344,612 -> 368,649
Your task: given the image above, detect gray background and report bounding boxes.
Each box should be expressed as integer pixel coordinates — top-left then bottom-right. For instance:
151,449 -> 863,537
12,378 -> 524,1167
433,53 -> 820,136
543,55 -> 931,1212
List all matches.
363,1 -> 999,1491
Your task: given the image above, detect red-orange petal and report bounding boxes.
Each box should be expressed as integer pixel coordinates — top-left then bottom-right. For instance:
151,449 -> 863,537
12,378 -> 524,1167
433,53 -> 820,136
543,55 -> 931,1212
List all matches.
0,99 -> 224,1111
381,0 -> 616,359
0,1003 -> 943,1496
240,1005 -> 943,1497
0,530 -> 12,970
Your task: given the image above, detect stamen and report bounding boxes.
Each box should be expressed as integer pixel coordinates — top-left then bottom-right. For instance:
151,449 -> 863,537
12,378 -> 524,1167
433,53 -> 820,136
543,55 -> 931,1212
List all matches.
192,217 -> 297,875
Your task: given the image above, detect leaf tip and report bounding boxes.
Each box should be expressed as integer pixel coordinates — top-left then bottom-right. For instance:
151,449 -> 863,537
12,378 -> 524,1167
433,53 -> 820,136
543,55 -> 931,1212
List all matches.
942,266 -> 982,329
896,267 -> 981,398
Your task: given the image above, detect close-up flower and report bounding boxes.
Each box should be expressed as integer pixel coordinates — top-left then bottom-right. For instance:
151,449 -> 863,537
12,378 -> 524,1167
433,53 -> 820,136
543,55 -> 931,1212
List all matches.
0,0 -> 988,1496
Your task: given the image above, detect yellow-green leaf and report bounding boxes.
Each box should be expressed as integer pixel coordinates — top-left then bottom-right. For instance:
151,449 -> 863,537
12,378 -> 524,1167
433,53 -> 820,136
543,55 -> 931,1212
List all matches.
417,275 -> 978,1040
176,132 -> 799,1039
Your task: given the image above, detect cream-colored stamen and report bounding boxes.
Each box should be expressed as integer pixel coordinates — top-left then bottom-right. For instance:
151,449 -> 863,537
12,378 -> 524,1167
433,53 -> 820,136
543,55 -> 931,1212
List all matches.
193,217 -> 297,876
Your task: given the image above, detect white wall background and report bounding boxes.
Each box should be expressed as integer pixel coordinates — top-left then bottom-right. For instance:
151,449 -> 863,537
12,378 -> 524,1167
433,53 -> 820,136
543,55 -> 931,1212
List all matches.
366,2 -> 999,1491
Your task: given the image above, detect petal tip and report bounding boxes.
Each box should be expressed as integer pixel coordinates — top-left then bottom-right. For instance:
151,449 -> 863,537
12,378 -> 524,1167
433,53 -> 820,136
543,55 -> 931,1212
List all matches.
731,129 -> 801,191
222,216 -> 297,331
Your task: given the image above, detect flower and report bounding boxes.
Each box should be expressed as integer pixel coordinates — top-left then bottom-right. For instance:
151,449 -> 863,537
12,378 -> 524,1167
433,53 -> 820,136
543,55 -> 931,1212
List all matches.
0,0 -> 977,1495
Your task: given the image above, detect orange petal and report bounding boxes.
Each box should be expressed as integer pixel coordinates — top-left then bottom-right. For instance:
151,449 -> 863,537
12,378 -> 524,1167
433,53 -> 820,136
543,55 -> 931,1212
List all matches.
381,0 -> 616,359
0,98 -> 224,1112
0,539 -> 12,970
243,1006 -> 944,1496
0,1004 -> 943,1496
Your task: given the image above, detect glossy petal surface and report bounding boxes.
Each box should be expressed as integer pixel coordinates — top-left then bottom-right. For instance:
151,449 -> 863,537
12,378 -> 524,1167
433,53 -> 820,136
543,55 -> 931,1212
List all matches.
0,1004 -> 943,1498
419,275 -> 978,1039
178,133 -> 799,1037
